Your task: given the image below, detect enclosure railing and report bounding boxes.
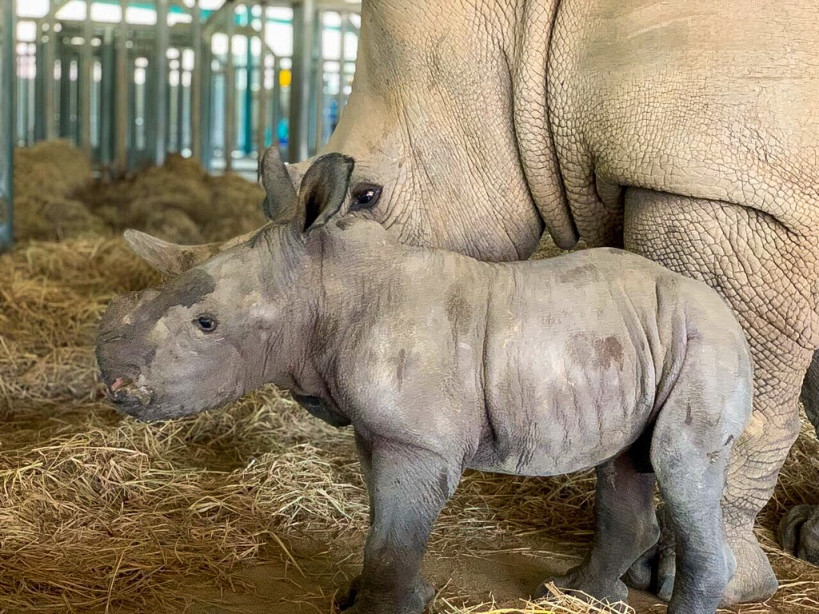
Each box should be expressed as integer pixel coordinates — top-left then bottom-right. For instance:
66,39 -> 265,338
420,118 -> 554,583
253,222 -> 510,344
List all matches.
12,0 -> 360,173
0,0 -> 15,252
3,0 -> 360,251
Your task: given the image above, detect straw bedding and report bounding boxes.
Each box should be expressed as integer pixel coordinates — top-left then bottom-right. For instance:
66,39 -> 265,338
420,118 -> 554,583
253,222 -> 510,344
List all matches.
2,141 -> 819,612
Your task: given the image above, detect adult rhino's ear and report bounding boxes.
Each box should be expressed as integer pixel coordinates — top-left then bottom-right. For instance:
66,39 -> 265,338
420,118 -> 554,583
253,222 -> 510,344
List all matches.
124,228 -> 258,276
298,153 -> 355,232
259,146 -> 300,225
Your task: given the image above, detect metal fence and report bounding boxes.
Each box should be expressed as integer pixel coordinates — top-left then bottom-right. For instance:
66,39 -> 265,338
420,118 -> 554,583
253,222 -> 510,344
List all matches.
10,0 -> 360,172
0,0 -> 360,252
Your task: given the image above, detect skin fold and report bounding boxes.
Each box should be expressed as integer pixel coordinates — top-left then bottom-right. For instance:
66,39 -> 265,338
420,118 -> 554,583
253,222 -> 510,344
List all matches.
97,154 -> 752,614
124,0 -> 819,601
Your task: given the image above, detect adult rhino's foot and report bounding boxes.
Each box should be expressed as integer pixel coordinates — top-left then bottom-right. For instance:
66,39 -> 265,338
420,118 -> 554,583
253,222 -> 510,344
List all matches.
627,519 -> 776,606
780,504 -> 819,565
534,565 -> 628,611
721,531 -> 777,605
334,574 -> 434,614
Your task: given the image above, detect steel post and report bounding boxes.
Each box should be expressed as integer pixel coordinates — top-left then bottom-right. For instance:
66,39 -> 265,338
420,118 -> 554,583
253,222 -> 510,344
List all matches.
224,4 -> 235,172
335,12 -> 347,124
116,0 -> 129,172
312,11 -> 324,154
80,0 -> 93,158
271,55 -> 279,134
243,23 -> 253,156
256,1 -> 269,154
289,0 -> 315,162
0,0 -> 15,251
144,52 -> 156,161
44,1 -> 58,140
154,0 -> 169,165
191,0 -> 202,161
200,40 -> 213,170
34,41 -> 45,140
58,42 -> 71,137
127,51 -> 136,164
100,27 -> 115,165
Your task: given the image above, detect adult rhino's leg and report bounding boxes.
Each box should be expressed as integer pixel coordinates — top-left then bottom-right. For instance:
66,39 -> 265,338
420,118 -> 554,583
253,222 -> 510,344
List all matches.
800,351 -> 819,434
774,354 -> 819,563
623,188 -> 818,604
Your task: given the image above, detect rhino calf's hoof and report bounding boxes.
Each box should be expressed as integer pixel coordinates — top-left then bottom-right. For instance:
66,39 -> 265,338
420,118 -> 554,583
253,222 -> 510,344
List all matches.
335,575 -> 434,614
534,566 -> 628,611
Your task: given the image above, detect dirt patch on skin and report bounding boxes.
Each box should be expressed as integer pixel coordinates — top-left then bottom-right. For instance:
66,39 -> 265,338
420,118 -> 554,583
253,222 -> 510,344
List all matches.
2,143 -> 819,613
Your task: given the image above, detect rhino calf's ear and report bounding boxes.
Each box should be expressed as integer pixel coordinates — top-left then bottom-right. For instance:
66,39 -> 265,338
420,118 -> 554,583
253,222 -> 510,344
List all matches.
259,146 -> 300,225
298,153 -> 356,232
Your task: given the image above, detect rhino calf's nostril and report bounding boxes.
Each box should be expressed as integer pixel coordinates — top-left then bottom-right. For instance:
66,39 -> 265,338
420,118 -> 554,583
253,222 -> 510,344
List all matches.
110,377 -> 130,393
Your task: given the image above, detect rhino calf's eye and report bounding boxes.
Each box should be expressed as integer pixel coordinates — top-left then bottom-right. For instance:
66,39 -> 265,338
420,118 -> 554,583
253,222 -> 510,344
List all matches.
194,315 -> 218,333
350,183 -> 383,211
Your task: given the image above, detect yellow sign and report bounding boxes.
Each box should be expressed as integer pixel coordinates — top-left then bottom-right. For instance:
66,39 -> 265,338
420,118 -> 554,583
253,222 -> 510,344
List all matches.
279,69 -> 292,88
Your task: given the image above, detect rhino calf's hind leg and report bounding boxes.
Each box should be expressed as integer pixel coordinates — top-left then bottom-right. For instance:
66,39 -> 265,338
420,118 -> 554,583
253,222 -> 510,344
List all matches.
651,424 -> 734,613
648,342 -> 751,613
624,188 -> 817,602
535,447 -> 659,607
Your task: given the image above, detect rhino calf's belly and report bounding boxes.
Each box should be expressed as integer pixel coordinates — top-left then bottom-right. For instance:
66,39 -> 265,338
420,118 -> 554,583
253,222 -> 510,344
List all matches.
470,341 -> 655,477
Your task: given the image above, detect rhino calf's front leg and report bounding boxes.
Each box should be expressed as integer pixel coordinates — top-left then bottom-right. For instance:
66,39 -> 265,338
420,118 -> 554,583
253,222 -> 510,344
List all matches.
337,440 -> 461,614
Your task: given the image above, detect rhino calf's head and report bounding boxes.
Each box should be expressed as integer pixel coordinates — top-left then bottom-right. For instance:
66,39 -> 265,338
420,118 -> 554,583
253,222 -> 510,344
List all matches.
97,152 -> 356,422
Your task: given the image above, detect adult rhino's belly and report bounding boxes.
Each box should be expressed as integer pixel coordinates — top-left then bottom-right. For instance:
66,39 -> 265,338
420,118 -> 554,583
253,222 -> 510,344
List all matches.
475,328 -> 657,477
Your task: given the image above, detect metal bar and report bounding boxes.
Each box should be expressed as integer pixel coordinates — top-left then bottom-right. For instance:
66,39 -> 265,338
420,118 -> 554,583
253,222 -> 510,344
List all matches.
116,0 -> 129,172
144,51 -> 156,160
312,10 -> 324,154
44,2 -> 58,140
80,0 -> 93,157
243,20 -> 253,155
175,64 -> 184,152
34,41 -> 45,140
256,0 -> 269,154
200,39 -> 213,170
100,27 -> 115,165
190,0 -> 202,161
52,0 -> 74,15
128,54 -> 137,164
224,4 -> 235,172
335,11 -> 347,126
0,0 -> 15,251
202,1 -> 232,37
289,0 -> 315,162
59,44 -> 72,138
154,0 -> 169,165
271,55 -> 279,142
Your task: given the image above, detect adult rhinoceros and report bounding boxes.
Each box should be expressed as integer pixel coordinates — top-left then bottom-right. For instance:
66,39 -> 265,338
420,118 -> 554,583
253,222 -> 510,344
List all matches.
124,0 -> 819,605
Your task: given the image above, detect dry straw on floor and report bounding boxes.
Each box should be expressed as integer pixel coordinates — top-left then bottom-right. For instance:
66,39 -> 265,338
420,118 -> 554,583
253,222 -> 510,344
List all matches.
2,142 -> 819,612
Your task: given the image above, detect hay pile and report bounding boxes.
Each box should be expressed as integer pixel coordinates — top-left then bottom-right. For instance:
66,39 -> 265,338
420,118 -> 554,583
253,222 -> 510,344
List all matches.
2,142 -> 819,613
15,141 -> 267,245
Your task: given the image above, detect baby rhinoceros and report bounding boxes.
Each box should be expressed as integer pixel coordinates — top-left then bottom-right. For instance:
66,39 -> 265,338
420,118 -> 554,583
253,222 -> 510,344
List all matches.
97,153 -> 752,614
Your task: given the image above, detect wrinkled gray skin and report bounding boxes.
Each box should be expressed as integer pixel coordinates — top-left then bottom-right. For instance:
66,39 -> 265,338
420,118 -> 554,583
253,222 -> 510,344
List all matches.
123,0 -> 819,601
98,154 -> 752,614
778,355 -> 819,562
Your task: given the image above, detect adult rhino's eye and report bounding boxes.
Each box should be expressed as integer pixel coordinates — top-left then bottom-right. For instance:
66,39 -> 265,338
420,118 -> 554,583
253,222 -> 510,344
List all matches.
350,183 -> 383,211
194,315 -> 218,333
